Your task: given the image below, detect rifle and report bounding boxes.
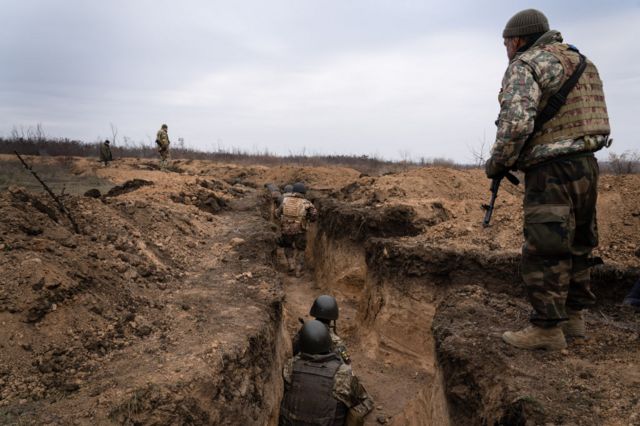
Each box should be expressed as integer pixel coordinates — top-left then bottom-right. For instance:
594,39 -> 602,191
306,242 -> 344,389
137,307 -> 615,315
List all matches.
14,151 -> 80,234
482,171 -> 519,227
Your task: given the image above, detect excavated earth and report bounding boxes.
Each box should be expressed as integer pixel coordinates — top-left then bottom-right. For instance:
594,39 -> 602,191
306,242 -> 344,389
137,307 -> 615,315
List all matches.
1,154 -> 639,425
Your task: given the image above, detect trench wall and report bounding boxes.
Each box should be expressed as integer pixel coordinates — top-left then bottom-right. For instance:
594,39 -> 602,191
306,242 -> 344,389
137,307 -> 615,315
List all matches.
308,197 -> 639,425
308,222 -> 451,425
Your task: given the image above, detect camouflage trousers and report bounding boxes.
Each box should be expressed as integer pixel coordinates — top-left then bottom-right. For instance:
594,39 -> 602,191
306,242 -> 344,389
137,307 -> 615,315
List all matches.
521,154 -> 599,327
277,233 -> 307,271
158,148 -> 169,169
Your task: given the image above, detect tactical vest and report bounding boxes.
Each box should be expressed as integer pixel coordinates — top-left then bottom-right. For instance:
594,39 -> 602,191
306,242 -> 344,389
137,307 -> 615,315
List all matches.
526,43 -> 610,148
281,196 -> 309,231
279,353 -> 348,426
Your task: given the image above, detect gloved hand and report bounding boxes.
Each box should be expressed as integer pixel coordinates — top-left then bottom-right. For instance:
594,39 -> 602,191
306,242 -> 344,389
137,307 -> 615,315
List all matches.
485,158 -> 507,179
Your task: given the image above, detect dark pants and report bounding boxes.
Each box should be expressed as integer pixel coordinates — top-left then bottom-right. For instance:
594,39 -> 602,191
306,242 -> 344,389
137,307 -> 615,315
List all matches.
521,154 -> 599,326
277,233 -> 307,251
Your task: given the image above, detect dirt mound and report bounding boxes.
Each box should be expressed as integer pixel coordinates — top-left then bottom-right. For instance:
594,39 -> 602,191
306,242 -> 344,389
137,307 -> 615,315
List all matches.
83,188 -> 102,198
317,198 -> 421,241
433,285 -> 640,425
0,158 -> 286,424
105,178 -> 153,197
330,167 -> 640,269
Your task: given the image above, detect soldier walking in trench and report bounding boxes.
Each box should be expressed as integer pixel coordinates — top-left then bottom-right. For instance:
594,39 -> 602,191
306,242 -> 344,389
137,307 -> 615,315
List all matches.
279,320 -> 373,426
276,182 -> 318,277
485,9 -> 611,350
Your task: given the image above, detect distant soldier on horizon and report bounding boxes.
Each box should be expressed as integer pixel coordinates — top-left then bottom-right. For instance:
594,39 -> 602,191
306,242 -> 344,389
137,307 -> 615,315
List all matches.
99,139 -> 112,166
485,9 -> 611,350
156,124 -> 170,170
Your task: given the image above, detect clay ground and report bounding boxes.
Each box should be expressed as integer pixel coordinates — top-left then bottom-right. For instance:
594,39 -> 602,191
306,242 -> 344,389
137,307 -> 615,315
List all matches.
0,154 -> 639,425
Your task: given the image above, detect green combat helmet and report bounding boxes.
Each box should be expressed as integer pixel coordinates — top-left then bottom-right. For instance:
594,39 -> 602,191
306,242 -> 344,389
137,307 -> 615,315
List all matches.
293,182 -> 306,194
310,295 -> 339,321
300,320 -> 332,355
309,295 -> 350,363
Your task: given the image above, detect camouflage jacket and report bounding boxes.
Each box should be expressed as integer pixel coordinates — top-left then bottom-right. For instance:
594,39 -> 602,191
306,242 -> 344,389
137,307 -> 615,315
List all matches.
276,193 -> 318,235
283,353 -> 374,419
488,30 -> 609,172
156,129 -> 170,150
99,143 -> 112,161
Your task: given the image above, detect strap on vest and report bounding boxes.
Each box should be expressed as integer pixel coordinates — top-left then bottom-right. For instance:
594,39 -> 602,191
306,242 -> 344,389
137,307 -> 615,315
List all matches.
532,51 -> 587,135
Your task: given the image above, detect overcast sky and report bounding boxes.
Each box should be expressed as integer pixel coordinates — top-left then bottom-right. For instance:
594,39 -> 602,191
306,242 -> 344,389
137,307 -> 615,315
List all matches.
1,0 -> 638,162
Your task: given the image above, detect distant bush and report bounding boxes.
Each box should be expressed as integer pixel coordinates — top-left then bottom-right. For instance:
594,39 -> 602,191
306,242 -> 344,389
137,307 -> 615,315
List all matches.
0,135 -> 469,175
602,151 -> 640,175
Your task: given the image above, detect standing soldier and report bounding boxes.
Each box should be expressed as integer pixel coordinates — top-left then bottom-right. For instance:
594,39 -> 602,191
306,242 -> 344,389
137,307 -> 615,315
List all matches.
280,320 -> 373,426
485,9 -> 611,350
99,139 -> 113,166
156,124 -> 170,170
276,182 -> 318,277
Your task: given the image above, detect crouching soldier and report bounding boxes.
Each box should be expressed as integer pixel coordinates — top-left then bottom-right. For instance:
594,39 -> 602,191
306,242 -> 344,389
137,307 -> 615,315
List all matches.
276,182 -> 318,277
280,320 -> 373,426
292,295 -> 350,364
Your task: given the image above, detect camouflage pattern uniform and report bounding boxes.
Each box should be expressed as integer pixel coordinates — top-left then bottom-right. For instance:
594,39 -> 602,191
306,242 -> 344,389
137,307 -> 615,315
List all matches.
99,141 -> 112,166
276,193 -> 318,275
156,126 -> 170,170
281,353 -> 374,425
265,183 -> 283,222
486,30 -> 610,327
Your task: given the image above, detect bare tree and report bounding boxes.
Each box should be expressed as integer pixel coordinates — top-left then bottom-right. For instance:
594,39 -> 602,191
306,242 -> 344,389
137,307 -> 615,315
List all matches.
398,149 -> 412,163
10,125 -> 23,140
110,122 -> 118,146
469,131 -> 490,168
608,151 -> 640,175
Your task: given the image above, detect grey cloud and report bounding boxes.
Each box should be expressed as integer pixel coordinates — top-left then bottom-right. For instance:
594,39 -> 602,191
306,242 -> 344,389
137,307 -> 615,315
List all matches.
1,0 -> 637,161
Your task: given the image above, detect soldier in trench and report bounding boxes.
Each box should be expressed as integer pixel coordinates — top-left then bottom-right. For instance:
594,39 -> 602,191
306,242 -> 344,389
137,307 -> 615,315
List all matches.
275,182 -> 318,277
485,9 -> 611,350
279,320 -> 373,426
291,295 -> 351,364
265,183 -> 283,222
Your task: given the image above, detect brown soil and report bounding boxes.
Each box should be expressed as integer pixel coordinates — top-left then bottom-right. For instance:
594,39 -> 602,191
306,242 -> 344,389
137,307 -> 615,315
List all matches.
0,155 -> 291,424
1,154 -> 638,425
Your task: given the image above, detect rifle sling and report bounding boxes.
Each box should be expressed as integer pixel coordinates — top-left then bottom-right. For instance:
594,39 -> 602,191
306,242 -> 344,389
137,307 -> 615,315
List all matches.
532,52 -> 587,135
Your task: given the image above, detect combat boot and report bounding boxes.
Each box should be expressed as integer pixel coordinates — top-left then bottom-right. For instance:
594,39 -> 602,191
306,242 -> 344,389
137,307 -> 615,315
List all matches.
502,325 -> 567,350
562,309 -> 586,338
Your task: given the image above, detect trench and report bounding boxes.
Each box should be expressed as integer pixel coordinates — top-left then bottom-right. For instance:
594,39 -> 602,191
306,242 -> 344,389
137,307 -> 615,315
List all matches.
279,224 -> 451,425
274,196 -> 639,425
